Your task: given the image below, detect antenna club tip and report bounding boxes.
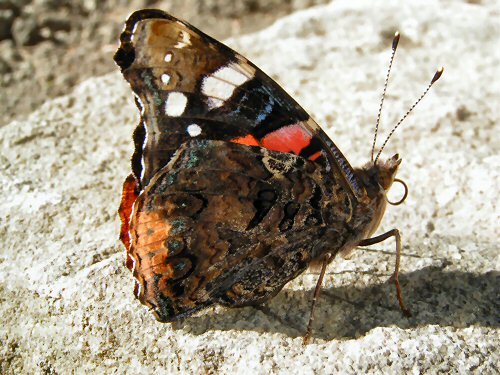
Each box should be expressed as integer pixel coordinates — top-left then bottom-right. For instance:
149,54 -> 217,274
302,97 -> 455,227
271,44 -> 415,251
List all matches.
431,67 -> 444,84
392,31 -> 400,50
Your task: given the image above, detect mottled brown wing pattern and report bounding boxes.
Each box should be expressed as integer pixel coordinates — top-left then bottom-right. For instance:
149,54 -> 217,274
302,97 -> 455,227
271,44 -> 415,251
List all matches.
127,140 -> 355,321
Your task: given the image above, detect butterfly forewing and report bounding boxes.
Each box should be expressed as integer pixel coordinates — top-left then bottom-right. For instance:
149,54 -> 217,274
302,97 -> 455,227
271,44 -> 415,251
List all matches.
114,9 -> 361,192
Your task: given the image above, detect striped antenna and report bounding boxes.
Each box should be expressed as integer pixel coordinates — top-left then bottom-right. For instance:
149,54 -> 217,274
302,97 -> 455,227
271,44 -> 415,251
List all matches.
374,67 -> 444,164
371,32 -> 400,163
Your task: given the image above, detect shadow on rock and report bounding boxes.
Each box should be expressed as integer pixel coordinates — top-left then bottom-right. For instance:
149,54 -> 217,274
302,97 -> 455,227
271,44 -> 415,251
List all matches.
172,266 -> 499,341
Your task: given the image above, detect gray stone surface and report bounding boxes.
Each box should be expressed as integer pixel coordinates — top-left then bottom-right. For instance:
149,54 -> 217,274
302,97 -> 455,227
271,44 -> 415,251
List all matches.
0,0 -> 498,373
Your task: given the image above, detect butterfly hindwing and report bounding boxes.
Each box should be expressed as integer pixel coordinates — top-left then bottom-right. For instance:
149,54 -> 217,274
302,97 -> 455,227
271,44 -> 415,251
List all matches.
127,140 -> 353,321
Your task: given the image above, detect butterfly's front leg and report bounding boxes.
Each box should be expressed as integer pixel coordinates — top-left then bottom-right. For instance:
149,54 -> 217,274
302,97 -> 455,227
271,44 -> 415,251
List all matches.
358,229 -> 412,317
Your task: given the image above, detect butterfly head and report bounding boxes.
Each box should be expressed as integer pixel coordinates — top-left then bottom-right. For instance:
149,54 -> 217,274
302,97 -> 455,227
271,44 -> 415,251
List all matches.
357,154 -> 402,200
351,154 -> 406,241
373,153 -> 402,192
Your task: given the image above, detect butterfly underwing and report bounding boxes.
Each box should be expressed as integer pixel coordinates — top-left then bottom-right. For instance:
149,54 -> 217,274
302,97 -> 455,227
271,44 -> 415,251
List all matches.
114,9 -> 442,342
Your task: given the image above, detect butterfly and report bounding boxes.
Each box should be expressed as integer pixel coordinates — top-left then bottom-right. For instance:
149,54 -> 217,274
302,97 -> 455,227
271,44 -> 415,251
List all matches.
114,9 -> 442,342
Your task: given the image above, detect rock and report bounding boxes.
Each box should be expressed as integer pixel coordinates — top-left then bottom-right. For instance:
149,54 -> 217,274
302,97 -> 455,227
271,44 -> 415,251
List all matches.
0,0 -> 26,41
0,39 -> 21,63
38,14 -> 72,42
8,0 -> 31,8
39,15 -> 72,32
0,7 -> 16,40
0,57 -> 11,73
0,0 -> 498,372
11,14 -> 42,46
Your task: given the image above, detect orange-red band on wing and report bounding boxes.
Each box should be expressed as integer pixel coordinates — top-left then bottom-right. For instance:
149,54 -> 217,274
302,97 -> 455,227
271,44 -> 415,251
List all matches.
308,151 -> 322,161
230,134 -> 261,147
261,124 -> 312,155
230,124 -> 314,157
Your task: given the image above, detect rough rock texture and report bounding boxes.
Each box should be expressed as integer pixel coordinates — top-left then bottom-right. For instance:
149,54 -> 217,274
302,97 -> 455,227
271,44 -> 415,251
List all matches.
1,0 -> 498,373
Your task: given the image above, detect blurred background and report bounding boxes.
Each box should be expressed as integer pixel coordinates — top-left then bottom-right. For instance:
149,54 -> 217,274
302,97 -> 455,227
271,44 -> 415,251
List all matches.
0,0 -> 331,127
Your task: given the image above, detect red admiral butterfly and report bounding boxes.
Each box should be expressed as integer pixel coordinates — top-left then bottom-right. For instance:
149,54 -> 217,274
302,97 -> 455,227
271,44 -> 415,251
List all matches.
114,9 -> 443,343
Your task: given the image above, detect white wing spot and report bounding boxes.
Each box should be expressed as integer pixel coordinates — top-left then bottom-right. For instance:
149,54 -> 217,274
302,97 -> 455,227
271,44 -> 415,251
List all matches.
161,73 -> 171,85
164,53 -> 172,62
131,23 -> 138,43
186,124 -> 202,137
140,120 -> 148,181
201,63 -> 252,102
134,94 -> 145,115
213,65 -> 251,85
206,97 -> 225,110
202,76 -> 235,101
175,31 -> 191,49
165,92 -> 187,117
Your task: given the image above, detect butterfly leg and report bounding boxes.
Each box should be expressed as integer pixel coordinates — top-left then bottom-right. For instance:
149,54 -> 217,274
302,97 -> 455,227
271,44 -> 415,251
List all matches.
303,252 -> 332,345
358,229 -> 412,317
